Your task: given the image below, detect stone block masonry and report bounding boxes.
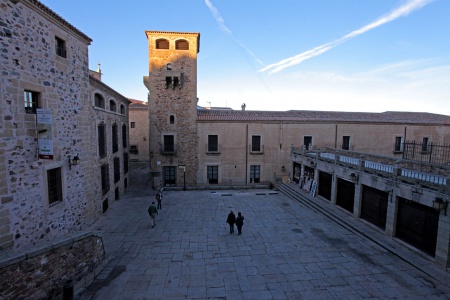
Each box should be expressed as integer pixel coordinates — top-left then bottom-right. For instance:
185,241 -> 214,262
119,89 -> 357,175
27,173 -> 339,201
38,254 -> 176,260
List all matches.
0,233 -> 105,299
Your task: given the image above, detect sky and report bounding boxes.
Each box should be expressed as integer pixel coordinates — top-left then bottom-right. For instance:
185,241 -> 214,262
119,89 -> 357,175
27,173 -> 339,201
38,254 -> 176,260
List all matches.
40,0 -> 450,115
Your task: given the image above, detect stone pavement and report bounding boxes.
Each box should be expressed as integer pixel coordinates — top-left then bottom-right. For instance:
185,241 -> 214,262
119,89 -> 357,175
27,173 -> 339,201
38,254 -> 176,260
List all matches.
76,185 -> 450,300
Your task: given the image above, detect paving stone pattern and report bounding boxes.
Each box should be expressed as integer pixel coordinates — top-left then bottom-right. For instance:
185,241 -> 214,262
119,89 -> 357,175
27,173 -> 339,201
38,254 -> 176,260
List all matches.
77,186 -> 450,299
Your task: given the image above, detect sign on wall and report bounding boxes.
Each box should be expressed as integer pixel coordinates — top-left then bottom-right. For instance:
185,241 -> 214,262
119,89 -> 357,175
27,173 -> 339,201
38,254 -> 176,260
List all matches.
37,108 -> 54,159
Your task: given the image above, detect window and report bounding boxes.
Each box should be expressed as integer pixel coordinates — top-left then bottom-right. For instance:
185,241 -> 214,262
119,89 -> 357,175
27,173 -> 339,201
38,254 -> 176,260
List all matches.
156,39 -> 169,49
101,164 -> 109,195
304,136 -> 313,150
24,90 -> 39,114
115,187 -> 120,200
114,157 -> 120,183
421,137 -> 430,153
47,167 -> 63,206
169,115 -> 175,124
123,153 -> 129,174
112,124 -> 118,153
175,39 -> 189,50
110,100 -> 116,112
98,124 -> 106,158
94,93 -> 105,108
250,165 -> 260,183
55,36 -> 66,58
163,135 -> 175,153
166,76 -> 181,89
208,135 -> 218,152
130,145 -> 138,154
163,166 -> 176,185
342,136 -> 351,150
120,104 -> 125,114
130,122 -> 136,128
207,166 -> 218,184
394,136 -> 404,152
122,124 -> 127,148
251,135 -> 261,152
102,199 -> 108,213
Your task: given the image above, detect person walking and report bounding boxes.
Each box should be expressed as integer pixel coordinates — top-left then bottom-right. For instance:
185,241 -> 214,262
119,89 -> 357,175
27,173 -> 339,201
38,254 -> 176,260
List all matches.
226,210 -> 236,234
156,188 -> 163,210
148,201 -> 158,228
236,212 -> 244,235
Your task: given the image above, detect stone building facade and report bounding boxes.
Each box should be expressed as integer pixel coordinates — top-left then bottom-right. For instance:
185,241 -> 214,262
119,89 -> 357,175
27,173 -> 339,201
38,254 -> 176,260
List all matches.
0,0 -> 129,252
129,99 -> 149,162
144,31 -> 200,188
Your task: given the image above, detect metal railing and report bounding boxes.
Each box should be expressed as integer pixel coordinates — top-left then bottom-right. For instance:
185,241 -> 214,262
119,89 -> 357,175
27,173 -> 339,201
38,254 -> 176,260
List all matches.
291,146 -> 449,192
403,141 -> 450,165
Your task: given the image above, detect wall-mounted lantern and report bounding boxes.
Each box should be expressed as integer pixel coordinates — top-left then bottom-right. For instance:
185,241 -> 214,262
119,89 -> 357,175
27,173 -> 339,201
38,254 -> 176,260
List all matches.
281,166 -> 286,172
68,154 -> 80,170
166,63 -> 172,70
433,197 -> 448,215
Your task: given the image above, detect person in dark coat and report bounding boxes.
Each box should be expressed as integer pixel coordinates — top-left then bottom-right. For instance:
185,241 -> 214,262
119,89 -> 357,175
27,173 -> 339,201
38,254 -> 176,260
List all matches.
236,212 -> 244,235
148,202 -> 158,228
226,210 -> 236,234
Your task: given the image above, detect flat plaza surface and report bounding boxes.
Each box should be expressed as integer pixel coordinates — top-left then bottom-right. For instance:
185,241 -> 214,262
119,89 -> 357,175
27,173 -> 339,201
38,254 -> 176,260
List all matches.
78,185 -> 450,299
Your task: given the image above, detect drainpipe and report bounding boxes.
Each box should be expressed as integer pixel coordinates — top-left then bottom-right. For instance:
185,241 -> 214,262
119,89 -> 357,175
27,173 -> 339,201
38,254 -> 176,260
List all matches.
245,124 -> 248,185
334,124 -> 338,148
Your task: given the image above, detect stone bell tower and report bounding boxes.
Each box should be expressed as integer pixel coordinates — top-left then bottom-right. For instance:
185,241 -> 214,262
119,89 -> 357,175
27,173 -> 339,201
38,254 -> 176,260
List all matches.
143,31 -> 200,188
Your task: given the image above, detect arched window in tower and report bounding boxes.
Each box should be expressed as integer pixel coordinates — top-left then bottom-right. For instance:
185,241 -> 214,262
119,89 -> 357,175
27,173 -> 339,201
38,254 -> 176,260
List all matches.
156,39 -> 169,49
175,39 -> 189,50
169,115 -> 175,124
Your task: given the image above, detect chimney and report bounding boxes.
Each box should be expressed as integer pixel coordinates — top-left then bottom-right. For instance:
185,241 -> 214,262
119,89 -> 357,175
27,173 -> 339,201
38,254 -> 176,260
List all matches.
90,63 -> 103,81
241,103 -> 246,111
96,63 -> 102,81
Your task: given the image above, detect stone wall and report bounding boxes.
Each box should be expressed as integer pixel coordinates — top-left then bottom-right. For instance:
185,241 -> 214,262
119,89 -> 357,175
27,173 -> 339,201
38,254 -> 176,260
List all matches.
0,233 -> 106,299
0,0 -> 129,253
0,0 -> 93,250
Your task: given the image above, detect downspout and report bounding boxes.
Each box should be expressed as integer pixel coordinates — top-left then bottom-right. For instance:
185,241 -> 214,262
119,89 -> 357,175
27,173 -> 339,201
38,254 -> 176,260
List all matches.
334,124 -> 338,148
245,124 -> 248,185
280,123 -> 283,150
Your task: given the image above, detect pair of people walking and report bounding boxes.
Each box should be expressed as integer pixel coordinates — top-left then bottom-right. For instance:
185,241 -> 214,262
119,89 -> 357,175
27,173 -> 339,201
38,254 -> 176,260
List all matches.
226,210 -> 244,235
148,186 -> 164,228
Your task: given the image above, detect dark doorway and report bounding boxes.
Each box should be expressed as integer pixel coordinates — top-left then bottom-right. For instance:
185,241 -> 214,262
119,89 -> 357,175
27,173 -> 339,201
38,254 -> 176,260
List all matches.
318,171 -> 332,200
292,163 -> 301,184
361,186 -> 388,230
336,178 -> 355,213
396,197 -> 439,256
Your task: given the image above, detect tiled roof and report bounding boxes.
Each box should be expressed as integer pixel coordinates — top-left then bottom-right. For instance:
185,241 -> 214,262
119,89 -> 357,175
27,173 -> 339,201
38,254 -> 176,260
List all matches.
129,99 -> 148,109
197,110 -> 450,125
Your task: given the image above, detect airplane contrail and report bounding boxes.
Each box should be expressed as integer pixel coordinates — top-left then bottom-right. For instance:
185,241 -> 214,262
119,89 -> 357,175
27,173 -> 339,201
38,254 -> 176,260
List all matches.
259,0 -> 434,74
204,0 -> 264,66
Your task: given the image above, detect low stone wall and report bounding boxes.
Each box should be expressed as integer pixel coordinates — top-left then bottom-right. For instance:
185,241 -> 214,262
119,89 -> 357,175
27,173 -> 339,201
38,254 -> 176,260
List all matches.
0,232 -> 106,299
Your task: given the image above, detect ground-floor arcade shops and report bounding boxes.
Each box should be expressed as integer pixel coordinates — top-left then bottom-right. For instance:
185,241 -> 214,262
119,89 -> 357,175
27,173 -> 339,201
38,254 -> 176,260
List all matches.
291,147 -> 450,268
